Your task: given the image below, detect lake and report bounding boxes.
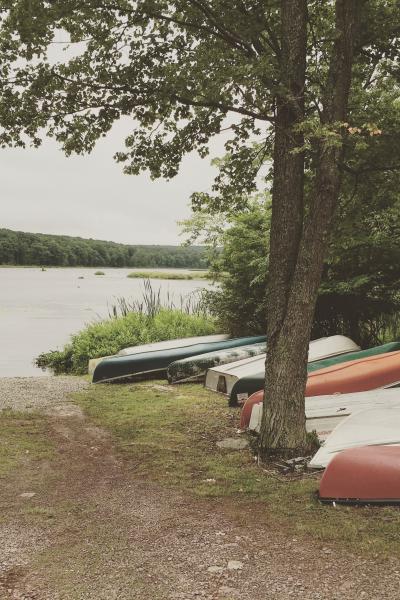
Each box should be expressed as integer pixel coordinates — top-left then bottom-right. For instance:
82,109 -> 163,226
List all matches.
0,267 -> 211,377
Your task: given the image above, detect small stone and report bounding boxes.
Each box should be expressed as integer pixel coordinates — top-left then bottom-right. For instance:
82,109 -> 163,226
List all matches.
208,566 -> 224,574
216,438 -> 249,450
19,492 -> 36,499
227,560 -> 243,570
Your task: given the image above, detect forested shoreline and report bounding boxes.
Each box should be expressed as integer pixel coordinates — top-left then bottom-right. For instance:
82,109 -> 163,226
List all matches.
0,228 -> 207,269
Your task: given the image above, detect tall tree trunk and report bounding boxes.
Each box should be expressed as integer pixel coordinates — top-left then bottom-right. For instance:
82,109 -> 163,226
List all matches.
260,0 -> 360,458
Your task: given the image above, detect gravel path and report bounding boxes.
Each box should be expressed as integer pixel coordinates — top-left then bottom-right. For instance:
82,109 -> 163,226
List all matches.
0,376 -> 89,412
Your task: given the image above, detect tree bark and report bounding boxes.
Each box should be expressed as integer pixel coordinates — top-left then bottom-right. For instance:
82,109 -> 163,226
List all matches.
259,0 -> 360,458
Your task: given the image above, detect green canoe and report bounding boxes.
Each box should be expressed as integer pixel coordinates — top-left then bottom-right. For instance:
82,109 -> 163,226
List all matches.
167,341 -> 267,384
92,335 -> 266,383
228,341 -> 400,406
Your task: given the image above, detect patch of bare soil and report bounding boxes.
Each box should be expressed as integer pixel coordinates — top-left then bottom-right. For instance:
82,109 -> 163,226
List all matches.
1,383 -> 400,599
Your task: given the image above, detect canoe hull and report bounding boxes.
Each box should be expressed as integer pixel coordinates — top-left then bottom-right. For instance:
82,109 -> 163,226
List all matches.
167,342 -> 267,384
306,350 -> 400,397
319,445 -> 400,504
205,354 -> 266,396
117,334 -> 230,356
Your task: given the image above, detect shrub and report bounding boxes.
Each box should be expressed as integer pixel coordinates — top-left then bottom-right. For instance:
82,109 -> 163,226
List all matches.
94,271 -> 105,275
35,308 -> 217,375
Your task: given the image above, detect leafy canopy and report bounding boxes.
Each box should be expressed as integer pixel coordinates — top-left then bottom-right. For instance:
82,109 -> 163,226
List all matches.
1,1 -> 399,214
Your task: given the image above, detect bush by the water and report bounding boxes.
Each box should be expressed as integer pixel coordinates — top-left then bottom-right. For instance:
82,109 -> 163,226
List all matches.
36,308 -> 217,375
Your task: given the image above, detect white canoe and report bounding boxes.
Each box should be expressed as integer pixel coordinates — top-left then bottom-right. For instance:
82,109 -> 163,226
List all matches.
88,333 -> 229,374
249,388 -> 400,440
310,405 -> 400,469
205,335 -> 359,395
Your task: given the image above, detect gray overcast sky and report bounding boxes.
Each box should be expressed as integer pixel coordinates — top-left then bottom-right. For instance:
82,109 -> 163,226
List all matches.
1,118 -> 226,245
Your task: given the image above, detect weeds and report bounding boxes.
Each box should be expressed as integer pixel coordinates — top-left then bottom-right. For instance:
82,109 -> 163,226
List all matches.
108,279 -> 209,318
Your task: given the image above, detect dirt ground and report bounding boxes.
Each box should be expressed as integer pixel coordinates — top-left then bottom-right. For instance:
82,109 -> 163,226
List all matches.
1,378 -> 400,600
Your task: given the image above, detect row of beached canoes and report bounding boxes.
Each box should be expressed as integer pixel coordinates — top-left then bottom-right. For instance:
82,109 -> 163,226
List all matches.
90,333 -> 400,504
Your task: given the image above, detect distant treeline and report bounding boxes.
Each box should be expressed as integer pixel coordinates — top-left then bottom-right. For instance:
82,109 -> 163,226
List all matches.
0,228 -> 208,269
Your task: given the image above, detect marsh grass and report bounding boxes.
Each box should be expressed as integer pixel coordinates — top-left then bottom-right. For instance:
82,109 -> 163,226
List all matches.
127,270 -> 209,281
74,381 -> 400,558
108,279 -> 209,318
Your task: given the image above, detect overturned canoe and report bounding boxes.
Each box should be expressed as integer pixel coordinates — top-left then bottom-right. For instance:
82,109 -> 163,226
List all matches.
307,341 -> 400,373
205,335 -> 359,404
92,335 -> 266,383
231,341 -> 400,407
248,401 -> 344,440
117,334 -> 230,356
167,341 -> 267,384
240,351 -> 400,429
88,334 -> 229,374
310,406 -> 400,469
319,445 -> 400,504
306,350 -> 400,397
248,388 -> 400,439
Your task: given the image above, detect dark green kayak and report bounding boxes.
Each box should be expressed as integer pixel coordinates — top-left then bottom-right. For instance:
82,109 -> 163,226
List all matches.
228,341 -> 400,406
92,335 -> 267,383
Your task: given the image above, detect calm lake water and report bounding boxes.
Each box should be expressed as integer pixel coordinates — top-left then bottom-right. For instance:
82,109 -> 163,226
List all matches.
0,267 -> 211,377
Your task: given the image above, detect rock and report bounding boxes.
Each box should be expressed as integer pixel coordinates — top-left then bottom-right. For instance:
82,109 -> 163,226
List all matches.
227,560 -> 243,571
284,456 -> 307,466
216,438 -> 249,450
207,566 -> 224,574
19,492 -> 36,499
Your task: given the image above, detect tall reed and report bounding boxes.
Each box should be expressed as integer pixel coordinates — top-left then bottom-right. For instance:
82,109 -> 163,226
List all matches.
108,279 -> 209,319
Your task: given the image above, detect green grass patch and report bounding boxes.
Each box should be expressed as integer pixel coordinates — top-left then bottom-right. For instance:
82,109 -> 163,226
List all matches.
94,271 -> 105,275
127,270 -> 210,280
0,410 -> 54,477
75,381 -> 400,557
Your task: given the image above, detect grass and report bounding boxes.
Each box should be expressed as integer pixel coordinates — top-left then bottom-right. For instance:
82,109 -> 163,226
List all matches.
0,410 -> 54,477
74,381 -> 400,558
127,270 -> 210,280
94,271 -> 105,275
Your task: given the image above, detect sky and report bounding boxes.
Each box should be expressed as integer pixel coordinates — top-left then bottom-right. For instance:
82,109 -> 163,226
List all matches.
1,119 -> 226,246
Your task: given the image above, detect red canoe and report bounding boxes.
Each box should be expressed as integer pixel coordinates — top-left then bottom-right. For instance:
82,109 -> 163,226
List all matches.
306,350 -> 400,396
319,445 -> 400,504
240,350 -> 400,429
